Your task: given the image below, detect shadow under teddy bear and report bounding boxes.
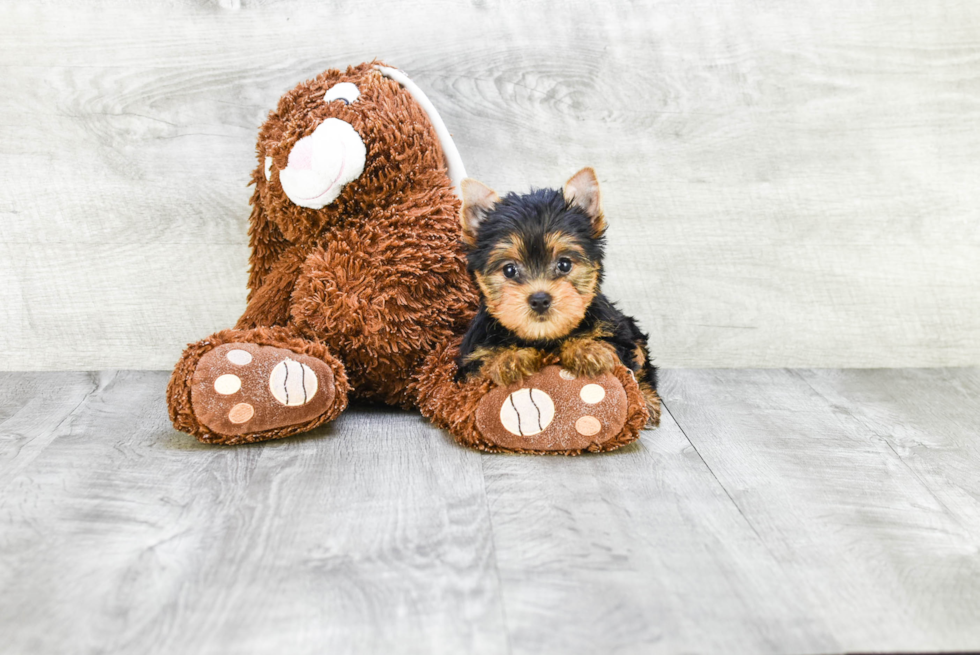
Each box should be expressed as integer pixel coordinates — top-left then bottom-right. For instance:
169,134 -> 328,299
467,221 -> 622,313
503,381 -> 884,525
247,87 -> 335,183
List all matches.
166,61 -> 651,454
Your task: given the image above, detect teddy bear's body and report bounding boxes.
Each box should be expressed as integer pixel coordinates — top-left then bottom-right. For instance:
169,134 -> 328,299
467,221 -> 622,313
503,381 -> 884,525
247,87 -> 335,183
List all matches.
240,177 -> 477,407
167,61 -> 651,453
238,62 -> 476,406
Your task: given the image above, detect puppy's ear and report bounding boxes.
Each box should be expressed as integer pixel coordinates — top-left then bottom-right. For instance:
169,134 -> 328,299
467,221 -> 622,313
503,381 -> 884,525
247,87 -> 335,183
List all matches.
563,167 -> 606,237
460,178 -> 499,246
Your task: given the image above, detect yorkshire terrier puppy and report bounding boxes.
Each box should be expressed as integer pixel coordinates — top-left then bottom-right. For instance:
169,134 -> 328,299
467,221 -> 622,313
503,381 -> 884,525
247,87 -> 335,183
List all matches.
456,167 -> 659,423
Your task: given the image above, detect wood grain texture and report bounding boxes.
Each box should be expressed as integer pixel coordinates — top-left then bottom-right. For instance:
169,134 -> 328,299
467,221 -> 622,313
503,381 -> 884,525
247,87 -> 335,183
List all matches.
0,371 -> 98,482
0,371 -> 508,655
3,368 -> 980,652
797,367 -> 980,564
659,367 -> 980,653
480,408 -> 839,655
1,1 -> 979,369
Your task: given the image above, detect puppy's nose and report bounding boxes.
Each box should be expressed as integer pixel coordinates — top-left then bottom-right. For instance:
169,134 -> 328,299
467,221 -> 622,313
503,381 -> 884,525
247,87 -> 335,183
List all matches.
528,291 -> 552,314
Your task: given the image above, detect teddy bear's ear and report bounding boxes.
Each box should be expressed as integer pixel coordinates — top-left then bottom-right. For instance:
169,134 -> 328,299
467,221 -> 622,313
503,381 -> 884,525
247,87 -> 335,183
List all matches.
460,178 -> 499,246
563,167 -> 607,238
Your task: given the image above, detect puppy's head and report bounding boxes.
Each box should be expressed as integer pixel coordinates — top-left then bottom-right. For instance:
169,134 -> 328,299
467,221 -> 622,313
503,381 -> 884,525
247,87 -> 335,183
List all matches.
460,168 -> 607,342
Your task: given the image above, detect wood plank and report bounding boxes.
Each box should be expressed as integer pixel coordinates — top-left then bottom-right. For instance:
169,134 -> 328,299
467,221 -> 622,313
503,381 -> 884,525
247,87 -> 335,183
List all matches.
2,2 -> 980,369
4,368 -> 980,651
797,367 -> 980,540
660,368 -> 980,652
0,371 -> 508,655
0,371 -> 98,482
481,406 -> 839,654
0,372 -> 83,425
0,242 -> 249,370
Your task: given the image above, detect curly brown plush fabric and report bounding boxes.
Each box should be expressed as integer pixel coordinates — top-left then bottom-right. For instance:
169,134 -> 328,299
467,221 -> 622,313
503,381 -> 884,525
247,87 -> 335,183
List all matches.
166,61 -> 652,453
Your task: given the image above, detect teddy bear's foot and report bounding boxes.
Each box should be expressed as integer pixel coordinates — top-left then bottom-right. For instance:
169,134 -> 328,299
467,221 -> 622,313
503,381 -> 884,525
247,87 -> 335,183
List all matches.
473,365 -> 644,454
186,341 -> 341,443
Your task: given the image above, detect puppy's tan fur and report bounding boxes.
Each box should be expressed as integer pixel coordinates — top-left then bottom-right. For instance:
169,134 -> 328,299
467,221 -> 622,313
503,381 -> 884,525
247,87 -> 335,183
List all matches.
466,345 -> 547,387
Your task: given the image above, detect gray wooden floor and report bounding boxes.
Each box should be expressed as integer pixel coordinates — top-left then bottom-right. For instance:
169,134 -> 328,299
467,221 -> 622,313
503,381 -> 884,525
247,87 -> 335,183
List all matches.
1,368 -> 979,654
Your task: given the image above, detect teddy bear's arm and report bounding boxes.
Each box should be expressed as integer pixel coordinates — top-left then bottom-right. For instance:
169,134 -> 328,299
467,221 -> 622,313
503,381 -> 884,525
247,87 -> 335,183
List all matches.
235,245 -> 309,330
245,179 -> 292,301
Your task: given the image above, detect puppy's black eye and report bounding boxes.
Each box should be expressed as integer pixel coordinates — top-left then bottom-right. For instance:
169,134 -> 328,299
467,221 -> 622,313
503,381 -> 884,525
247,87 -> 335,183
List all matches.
557,257 -> 573,274
502,264 -> 518,279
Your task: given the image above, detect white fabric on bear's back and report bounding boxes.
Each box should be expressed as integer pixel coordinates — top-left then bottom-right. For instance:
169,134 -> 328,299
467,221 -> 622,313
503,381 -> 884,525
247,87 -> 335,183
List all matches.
324,82 -> 360,104
279,118 -> 366,209
374,65 -> 467,197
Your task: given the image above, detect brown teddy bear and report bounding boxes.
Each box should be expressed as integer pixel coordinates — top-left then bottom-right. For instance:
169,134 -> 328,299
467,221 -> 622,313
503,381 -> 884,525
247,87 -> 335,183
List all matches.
167,61 -> 652,454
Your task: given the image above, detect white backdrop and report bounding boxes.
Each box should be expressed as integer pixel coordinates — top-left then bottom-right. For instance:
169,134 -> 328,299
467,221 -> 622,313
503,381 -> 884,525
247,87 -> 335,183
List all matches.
1,0 -> 978,370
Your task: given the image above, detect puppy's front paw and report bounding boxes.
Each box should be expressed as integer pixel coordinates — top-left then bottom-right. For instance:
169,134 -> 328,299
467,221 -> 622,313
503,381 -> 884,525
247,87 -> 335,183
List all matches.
479,347 -> 547,387
560,338 -> 618,378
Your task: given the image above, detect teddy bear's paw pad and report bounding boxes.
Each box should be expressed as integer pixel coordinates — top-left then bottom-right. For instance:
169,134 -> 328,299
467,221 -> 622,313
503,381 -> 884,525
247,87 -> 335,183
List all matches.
475,365 -> 627,452
190,343 -> 335,436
